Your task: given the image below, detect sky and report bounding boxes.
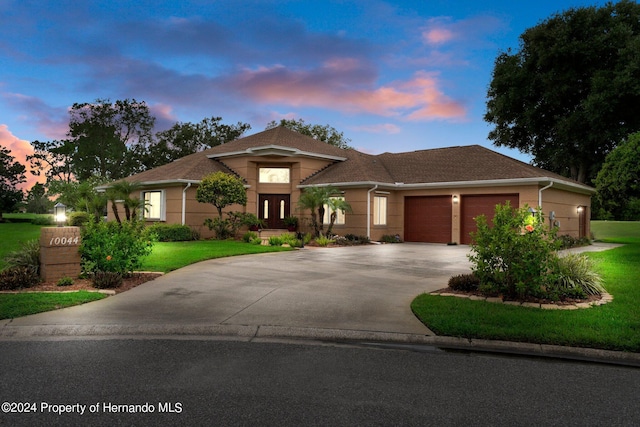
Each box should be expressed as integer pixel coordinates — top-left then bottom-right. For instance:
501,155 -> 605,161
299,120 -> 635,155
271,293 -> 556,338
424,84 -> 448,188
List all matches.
0,0 -> 613,190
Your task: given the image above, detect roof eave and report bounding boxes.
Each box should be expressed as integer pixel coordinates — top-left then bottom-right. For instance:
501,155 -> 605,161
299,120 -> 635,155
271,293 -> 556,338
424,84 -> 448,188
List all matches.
299,177 -> 595,194
207,145 -> 347,162
95,179 -> 202,191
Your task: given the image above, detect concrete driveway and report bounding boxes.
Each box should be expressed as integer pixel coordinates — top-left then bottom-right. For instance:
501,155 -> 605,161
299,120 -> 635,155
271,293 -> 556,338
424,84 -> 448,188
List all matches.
4,243 -> 472,337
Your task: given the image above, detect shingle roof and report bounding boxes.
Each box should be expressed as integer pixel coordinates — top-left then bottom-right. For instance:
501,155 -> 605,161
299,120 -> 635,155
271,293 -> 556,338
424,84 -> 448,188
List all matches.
203,125 -> 350,159
121,126 -> 591,191
301,145 -> 580,186
123,150 -> 235,184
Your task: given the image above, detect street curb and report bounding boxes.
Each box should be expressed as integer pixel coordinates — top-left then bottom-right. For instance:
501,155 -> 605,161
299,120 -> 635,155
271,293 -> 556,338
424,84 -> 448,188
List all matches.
1,323 -> 638,367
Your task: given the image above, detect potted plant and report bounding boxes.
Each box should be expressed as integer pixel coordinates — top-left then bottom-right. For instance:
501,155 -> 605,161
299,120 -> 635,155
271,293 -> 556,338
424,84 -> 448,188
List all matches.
243,213 -> 266,231
283,216 -> 299,232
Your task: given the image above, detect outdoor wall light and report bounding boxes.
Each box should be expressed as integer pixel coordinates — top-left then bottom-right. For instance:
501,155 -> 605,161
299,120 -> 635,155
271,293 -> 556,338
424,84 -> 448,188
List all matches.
577,206 -> 584,214
54,202 -> 67,227
452,195 -> 459,204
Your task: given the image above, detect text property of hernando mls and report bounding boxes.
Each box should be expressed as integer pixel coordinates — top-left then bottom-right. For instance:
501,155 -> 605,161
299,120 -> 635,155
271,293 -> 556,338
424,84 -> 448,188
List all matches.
2,401 -> 183,415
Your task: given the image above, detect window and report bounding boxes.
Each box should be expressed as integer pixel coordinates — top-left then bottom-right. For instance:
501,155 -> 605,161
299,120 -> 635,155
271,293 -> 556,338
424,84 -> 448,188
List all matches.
373,196 -> 387,226
143,190 -> 165,221
259,168 -> 290,183
323,197 -> 346,225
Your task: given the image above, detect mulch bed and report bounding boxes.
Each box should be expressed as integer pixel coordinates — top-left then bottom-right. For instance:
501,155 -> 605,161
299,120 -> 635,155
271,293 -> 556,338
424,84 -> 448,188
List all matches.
6,273 -> 163,294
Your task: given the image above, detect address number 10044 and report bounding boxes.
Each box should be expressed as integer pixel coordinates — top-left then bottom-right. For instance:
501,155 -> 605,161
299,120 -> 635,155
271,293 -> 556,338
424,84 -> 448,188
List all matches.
49,236 -> 80,246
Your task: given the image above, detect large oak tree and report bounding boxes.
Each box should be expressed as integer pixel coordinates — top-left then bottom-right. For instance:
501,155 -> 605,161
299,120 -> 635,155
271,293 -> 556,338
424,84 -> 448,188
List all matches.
485,0 -> 640,184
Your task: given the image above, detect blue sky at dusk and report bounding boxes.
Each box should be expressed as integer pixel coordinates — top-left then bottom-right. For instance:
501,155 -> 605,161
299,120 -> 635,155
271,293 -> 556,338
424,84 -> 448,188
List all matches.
1,0 -> 612,189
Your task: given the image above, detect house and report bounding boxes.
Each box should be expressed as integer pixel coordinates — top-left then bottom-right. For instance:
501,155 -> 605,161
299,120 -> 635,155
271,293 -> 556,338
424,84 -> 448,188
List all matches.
107,126 -> 594,243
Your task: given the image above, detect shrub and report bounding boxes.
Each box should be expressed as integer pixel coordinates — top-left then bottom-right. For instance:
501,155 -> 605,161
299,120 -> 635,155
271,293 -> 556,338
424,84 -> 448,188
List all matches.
250,237 -> 263,245
335,234 -> 370,246
280,233 -> 303,248
92,271 -> 123,289
80,218 -> 155,278
557,234 -> 591,249
0,266 -> 40,290
554,254 -> 606,297
315,235 -> 334,247
67,211 -> 91,226
469,202 -> 560,299
4,239 -> 40,276
31,215 -> 55,226
242,231 -> 258,243
380,234 -> 402,243
56,276 -> 74,287
448,274 -> 480,292
148,224 -> 198,241
268,236 -> 284,246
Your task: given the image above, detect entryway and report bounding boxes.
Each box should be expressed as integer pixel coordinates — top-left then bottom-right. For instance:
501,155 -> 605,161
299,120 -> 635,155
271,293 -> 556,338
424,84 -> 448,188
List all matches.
259,194 -> 290,229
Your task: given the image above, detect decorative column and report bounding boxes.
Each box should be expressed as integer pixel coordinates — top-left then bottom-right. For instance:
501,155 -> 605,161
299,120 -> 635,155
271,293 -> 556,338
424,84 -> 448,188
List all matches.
39,227 -> 82,282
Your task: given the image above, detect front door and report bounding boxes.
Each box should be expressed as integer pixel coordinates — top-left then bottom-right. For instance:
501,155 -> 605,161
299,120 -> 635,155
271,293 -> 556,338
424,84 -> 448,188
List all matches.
259,194 -> 290,229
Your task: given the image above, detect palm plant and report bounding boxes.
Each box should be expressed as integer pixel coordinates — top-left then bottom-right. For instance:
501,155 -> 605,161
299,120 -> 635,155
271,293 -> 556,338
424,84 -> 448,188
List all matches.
297,186 -> 335,237
325,197 -> 352,236
106,180 -> 142,223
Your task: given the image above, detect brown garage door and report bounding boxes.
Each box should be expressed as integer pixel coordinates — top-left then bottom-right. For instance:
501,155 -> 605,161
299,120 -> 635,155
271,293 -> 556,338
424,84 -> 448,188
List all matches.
461,194 -> 519,244
404,196 -> 452,243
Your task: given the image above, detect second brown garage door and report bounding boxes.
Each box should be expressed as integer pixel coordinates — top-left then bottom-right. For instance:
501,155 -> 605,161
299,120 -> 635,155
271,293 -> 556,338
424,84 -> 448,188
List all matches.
461,194 -> 519,244
404,196 -> 452,243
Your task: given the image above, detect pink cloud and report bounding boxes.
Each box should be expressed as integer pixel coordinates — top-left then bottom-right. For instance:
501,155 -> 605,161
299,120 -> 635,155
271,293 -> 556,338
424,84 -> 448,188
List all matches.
228,61 -> 465,121
0,124 -> 45,191
423,28 -> 455,45
420,15 -> 505,48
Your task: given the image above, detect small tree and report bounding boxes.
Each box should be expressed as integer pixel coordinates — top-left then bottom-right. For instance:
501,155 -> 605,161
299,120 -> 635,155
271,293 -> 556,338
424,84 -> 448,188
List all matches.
297,186 -> 337,237
0,147 -> 26,221
595,132 -> 640,220
196,172 -> 247,238
325,197 -> 352,236
469,202 -> 560,299
106,180 -> 142,223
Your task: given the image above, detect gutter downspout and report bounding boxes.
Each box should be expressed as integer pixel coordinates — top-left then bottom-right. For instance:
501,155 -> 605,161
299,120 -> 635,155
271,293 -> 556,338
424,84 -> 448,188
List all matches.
182,182 -> 192,225
538,182 -> 553,210
367,185 -> 378,239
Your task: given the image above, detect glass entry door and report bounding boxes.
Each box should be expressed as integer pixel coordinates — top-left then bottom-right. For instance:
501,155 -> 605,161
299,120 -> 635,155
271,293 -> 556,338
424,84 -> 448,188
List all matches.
259,194 -> 290,229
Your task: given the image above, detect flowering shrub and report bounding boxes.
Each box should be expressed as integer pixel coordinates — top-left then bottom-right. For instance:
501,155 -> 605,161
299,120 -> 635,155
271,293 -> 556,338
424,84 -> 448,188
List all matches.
80,218 -> 156,281
469,202 -> 560,299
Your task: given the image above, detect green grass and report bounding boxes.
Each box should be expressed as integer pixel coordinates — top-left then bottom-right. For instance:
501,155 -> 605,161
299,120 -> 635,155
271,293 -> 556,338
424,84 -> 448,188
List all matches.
139,239 -> 293,273
0,291 -> 106,320
591,220 -> 640,242
0,222 -> 46,269
411,233 -> 640,352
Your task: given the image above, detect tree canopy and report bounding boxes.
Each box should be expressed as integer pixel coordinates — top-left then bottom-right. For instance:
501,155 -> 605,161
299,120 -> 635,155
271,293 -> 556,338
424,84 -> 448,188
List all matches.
485,0 -> 640,184
195,171 -> 247,219
266,118 -> 352,149
68,98 -> 155,180
143,117 -> 250,168
0,147 -> 26,220
595,132 -> 640,220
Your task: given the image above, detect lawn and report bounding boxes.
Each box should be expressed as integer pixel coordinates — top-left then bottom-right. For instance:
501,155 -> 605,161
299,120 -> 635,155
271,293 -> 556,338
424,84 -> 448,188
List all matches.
1,219 -> 292,319
0,222 -> 46,269
140,240 -> 293,273
0,291 -> 106,320
411,221 -> 640,352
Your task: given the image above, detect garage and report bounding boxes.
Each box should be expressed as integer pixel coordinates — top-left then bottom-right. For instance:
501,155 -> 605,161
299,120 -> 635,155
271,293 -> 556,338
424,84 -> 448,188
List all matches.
404,196 -> 452,243
460,194 -> 519,244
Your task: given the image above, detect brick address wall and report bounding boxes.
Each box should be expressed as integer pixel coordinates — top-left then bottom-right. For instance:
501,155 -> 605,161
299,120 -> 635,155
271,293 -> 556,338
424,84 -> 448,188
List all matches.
39,227 -> 82,282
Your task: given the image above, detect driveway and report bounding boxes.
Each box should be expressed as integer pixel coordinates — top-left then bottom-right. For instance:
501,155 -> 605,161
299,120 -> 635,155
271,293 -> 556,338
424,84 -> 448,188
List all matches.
5,244 -> 472,336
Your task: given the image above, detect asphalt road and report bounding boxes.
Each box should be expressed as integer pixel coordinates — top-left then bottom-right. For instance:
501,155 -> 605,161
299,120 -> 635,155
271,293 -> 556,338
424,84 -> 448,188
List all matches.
1,338 -> 639,426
